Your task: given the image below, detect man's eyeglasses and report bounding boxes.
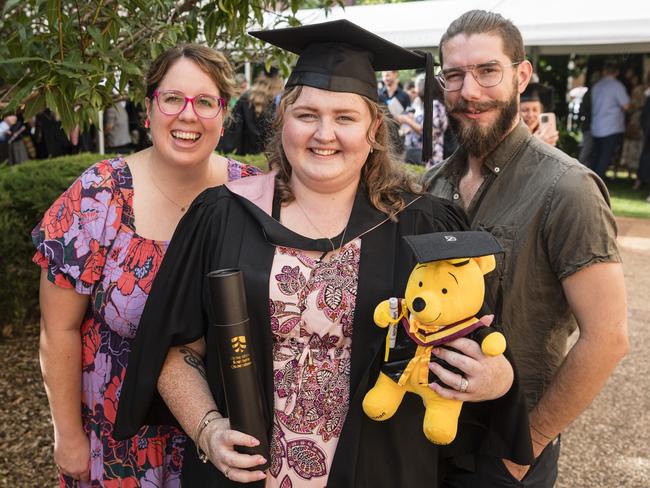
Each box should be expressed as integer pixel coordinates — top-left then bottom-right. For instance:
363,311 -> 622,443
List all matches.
435,61 -> 523,92
153,90 -> 225,119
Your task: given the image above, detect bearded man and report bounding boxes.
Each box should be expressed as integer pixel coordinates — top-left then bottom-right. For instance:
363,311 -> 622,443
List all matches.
424,10 -> 628,488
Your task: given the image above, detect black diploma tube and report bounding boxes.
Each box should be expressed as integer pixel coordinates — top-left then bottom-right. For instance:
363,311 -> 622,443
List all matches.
207,269 -> 270,470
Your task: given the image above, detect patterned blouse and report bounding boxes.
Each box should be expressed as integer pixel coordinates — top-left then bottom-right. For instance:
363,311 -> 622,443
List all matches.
32,157 -> 260,488
267,240 -> 361,488
404,98 -> 449,168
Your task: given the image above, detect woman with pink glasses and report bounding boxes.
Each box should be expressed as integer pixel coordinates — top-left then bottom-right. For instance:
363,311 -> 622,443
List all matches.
31,45 -> 260,487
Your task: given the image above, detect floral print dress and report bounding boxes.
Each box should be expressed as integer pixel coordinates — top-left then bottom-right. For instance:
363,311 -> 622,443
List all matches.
32,157 -> 259,487
266,240 -> 361,488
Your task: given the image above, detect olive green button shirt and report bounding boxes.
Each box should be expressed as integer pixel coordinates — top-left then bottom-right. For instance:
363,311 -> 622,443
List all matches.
423,122 -> 620,410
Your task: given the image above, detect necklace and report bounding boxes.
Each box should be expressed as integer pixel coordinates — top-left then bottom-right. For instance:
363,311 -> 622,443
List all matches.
294,198 -> 349,254
148,156 -> 212,212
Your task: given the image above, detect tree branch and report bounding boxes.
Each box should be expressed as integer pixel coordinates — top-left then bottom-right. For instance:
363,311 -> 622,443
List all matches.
169,0 -> 200,23
56,0 -> 64,62
74,0 -> 86,62
115,25 -> 150,52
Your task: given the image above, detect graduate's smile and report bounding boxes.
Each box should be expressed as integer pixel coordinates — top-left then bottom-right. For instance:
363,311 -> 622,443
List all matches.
309,147 -> 339,157
281,86 -> 377,192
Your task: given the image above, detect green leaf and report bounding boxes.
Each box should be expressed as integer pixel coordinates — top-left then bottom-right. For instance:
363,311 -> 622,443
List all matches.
204,11 -> 217,45
2,83 -> 34,114
23,89 -> 47,119
45,88 -> 57,115
52,86 -> 76,132
121,60 -> 142,77
2,0 -> 22,14
0,57 -> 49,65
86,26 -> 106,50
46,0 -> 58,33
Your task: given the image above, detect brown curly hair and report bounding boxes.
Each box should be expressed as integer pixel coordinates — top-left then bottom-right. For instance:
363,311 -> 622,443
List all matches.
266,86 -> 422,219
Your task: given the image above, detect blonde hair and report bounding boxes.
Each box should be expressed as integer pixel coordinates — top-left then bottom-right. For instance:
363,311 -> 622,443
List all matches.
145,44 -> 236,105
248,74 -> 283,116
266,86 -> 422,219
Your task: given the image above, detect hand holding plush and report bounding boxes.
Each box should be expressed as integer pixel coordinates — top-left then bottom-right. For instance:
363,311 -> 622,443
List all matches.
363,231 -> 506,445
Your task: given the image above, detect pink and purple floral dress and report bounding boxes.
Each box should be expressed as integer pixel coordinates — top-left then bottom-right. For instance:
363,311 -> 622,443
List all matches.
267,241 -> 361,488
32,157 -> 259,487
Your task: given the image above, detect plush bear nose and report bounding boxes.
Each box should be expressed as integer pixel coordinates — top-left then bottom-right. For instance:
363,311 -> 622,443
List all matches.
412,297 -> 426,312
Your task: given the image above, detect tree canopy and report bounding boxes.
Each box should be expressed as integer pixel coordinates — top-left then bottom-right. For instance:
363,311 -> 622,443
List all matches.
0,0 -> 339,132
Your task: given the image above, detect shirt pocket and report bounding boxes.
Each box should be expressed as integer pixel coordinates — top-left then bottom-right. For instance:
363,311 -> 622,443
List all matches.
476,224 -> 516,320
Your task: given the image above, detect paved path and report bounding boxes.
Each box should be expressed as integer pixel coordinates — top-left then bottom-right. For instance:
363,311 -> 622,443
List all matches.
556,218 -> 650,488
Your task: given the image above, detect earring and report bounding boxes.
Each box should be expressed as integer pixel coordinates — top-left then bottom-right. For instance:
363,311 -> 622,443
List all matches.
370,146 -> 374,154
221,127 -> 225,136
144,117 -> 150,129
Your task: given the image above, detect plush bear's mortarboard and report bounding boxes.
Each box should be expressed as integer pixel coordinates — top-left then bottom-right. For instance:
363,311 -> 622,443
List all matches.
520,82 -> 555,112
403,231 -> 503,263
250,20 -> 437,163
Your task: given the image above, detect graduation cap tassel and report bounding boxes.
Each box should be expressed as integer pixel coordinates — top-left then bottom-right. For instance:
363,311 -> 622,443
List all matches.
419,51 -> 434,165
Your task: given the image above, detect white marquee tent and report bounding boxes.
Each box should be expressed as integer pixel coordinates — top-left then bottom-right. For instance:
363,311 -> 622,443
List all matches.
289,0 -> 650,55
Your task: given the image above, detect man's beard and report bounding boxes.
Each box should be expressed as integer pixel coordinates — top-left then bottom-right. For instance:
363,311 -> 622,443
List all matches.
446,85 -> 519,158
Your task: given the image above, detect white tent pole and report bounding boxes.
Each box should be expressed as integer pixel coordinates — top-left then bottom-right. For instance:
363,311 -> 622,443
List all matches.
245,62 -> 252,87
98,109 -> 105,155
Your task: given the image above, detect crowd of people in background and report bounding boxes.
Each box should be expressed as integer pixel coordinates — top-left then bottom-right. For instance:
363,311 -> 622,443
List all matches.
378,69 -> 452,168
576,62 -> 650,202
0,102 -> 150,166
3,56 -> 650,205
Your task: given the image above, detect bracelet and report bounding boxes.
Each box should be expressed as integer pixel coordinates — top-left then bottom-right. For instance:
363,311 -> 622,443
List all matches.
194,409 -> 221,464
194,409 -> 220,441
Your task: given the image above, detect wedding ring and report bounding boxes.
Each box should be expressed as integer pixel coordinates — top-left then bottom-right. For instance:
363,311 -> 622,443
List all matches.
224,467 -> 231,479
459,377 -> 469,393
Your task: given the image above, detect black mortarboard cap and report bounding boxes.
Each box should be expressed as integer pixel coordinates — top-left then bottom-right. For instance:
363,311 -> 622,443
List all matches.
250,20 -> 437,163
403,231 -> 503,264
520,82 -> 555,112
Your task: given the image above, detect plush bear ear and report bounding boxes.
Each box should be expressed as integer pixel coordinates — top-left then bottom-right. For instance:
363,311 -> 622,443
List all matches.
473,254 -> 496,275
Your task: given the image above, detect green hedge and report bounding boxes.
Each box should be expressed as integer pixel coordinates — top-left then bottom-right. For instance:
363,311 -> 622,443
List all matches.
0,152 -> 268,330
6,150 -> 637,329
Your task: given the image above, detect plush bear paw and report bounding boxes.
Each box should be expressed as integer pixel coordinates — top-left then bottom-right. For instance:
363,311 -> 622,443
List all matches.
423,423 -> 457,445
363,393 -> 392,421
373,300 -> 394,328
481,331 -> 506,356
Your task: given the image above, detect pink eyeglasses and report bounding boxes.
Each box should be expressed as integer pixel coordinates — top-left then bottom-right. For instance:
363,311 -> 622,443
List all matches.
153,89 -> 225,119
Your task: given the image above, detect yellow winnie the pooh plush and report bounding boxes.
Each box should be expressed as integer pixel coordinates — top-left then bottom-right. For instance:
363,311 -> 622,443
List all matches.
362,231 -> 506,445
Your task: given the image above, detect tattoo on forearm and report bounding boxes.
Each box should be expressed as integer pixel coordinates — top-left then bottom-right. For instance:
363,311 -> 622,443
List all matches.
179,347 -> 207,380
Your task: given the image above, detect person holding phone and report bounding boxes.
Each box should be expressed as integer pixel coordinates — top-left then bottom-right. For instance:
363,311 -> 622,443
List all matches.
520,82 -> 559,146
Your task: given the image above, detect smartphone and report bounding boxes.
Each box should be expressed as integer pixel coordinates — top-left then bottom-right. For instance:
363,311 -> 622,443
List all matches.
539,112 -> 556,133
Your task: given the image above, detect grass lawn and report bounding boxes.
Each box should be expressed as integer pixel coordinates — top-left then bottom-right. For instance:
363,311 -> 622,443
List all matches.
605,174 -> 650,220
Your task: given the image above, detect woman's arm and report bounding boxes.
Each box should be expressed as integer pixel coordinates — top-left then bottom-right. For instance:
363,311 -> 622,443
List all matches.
158,339 -> 267,483
396,113 -> 423,134
8,124 -> 26,143
39,270 -> 91,482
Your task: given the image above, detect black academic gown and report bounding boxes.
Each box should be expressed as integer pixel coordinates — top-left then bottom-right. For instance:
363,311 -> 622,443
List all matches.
114,181 -> 532,487
217,93 -> 273,156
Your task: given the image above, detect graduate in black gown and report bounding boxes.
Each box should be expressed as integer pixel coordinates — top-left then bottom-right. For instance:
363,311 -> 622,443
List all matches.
115,20 -> 533,487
